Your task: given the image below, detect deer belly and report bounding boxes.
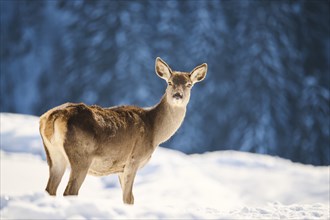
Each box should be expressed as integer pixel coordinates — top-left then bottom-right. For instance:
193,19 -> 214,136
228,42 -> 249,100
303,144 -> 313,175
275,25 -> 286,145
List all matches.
88,157 -> 125,176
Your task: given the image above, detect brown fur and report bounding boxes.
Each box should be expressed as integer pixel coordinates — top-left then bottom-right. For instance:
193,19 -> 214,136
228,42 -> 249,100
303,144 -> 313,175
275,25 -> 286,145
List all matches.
39,57 -> 207,204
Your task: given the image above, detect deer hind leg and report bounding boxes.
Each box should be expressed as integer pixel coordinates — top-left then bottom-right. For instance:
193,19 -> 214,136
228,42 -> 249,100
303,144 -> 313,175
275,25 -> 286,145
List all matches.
63,147 -> 92,196
63,159 -> 92,196
44,142 -> 68,196
118,162 -> 138,205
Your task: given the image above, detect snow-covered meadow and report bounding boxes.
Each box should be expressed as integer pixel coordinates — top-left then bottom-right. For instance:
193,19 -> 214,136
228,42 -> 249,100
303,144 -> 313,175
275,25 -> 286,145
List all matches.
0,113 -> 329,219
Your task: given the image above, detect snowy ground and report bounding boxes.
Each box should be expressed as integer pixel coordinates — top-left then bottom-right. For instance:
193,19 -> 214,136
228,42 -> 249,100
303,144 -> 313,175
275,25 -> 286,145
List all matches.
0,113 -> 329,219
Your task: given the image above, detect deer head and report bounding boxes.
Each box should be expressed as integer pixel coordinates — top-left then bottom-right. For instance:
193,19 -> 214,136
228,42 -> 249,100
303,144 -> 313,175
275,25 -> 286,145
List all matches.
155,57 -> 207,107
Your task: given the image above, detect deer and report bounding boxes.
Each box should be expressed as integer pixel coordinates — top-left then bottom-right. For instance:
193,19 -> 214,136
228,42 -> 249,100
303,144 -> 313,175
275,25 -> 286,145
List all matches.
39,57 -> 207,204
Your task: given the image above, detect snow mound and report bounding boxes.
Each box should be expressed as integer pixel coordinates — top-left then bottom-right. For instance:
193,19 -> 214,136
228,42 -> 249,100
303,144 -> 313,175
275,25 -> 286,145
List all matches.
0,113 -> 44,157
0,113 -> 329,219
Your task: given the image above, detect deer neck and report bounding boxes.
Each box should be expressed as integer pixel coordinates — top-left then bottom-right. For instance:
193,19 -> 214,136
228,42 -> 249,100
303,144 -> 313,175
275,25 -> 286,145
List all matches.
150,95 -> 187,146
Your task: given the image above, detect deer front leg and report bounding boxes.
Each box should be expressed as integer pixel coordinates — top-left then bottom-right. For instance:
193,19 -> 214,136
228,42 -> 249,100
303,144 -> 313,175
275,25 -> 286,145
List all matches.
118,164 -> 138,205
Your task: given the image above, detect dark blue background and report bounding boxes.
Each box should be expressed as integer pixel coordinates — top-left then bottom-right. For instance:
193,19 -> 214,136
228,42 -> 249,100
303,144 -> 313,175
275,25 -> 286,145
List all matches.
1,0 -> 329,165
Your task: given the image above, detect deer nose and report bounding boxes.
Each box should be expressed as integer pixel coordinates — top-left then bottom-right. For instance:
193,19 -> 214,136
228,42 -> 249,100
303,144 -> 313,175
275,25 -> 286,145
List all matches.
173,92 -> 183,99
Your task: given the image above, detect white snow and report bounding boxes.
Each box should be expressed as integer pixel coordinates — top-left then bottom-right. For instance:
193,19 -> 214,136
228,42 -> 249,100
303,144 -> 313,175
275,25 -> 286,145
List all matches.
0,113 -> 329,219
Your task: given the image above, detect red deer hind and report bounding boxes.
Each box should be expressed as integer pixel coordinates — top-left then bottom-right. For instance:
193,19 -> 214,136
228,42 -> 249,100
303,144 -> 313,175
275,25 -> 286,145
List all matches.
39,57 -> 207,204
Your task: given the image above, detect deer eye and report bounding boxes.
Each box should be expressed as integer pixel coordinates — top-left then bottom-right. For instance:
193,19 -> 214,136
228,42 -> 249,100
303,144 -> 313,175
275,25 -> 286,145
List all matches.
186,83 -> 192,88
168,82 -> 173,86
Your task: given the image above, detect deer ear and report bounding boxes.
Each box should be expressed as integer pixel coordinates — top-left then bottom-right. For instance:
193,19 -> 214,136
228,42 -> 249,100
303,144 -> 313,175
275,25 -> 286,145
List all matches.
190,63 -> 207,84
155,57 -> 172,81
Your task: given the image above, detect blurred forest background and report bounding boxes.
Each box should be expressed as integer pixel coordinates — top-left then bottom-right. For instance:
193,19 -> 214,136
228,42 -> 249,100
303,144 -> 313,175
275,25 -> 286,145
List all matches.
1,0 -> 329,165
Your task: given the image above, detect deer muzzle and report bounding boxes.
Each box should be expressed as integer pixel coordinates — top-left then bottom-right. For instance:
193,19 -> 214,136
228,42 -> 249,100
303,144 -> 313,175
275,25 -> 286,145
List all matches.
173,92 -> 183,100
